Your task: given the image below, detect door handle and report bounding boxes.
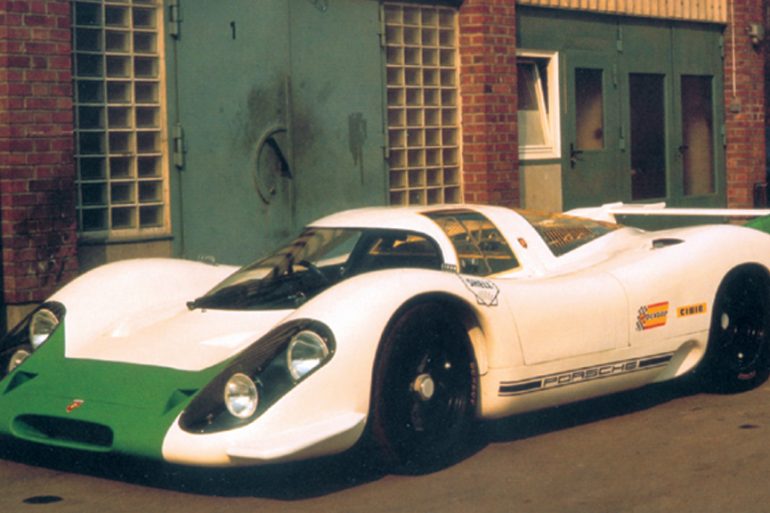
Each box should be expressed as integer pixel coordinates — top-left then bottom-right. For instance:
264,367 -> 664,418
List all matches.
570,143 -> 583,168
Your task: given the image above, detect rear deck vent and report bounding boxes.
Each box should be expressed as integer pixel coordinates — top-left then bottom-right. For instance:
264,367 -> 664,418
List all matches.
651,238 -> 684,249
12,415 -> 113,450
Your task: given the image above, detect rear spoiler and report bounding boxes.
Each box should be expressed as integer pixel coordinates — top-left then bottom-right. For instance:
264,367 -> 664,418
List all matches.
566,202 -> 770,224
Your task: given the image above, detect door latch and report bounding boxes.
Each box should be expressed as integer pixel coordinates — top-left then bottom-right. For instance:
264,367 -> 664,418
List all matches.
570,143 -> 583,168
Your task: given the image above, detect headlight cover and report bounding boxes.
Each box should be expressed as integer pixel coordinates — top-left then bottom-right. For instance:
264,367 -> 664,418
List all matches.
6,348 -> 32,375
224,373 -> 259,419
0,302 -> 65,380
180,319 -> 335,434
287,330 -> 330,381
29,307 -> 61,349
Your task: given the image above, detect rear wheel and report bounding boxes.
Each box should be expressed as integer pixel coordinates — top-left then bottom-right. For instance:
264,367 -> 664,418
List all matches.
703,268 -> 770,393
370,302 -> 477,472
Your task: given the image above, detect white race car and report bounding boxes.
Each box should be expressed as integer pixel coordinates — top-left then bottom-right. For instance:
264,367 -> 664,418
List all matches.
1,204 -> 769,471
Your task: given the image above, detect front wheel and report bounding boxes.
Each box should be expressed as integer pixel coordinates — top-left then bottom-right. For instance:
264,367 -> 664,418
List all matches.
369,302 -> 477,472
702,268 -> 770,393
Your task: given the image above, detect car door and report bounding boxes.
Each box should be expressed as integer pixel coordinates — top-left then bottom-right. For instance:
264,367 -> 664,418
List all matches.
502,270 -> 629,365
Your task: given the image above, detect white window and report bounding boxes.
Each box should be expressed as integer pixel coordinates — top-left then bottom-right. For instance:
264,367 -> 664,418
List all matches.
384,3 -> 462,205
72,0 -> 168,238
517,51 -> 560,160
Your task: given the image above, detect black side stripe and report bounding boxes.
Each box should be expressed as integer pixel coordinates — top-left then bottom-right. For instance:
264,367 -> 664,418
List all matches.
498,352 -> 674,397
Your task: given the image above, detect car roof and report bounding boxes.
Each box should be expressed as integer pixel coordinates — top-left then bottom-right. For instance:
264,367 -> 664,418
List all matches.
309,204 -> 555,276
310,204 -> 519,230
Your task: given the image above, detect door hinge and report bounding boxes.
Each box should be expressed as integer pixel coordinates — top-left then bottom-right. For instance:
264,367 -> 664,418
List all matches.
169,0 -> 182,39
720,124 -> 727,147
378,4 -> 387,48
616,26 -> 624,53
173,123 -> 185,170
619,126 -> 626,151
612,64 -> 618,88
719,36 -> 725,59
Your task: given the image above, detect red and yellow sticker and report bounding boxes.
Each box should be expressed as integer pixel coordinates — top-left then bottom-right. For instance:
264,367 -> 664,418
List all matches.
636,301 -> 669,331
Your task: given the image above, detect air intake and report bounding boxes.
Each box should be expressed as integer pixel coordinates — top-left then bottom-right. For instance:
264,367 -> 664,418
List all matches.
12,415 -> 113,451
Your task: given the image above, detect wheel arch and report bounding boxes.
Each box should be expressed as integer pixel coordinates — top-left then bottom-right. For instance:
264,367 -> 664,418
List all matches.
711,263 -> 770,305
377,292 -> 490,378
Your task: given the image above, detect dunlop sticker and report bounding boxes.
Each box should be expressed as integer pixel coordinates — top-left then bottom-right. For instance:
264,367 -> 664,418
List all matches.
677,303 -> 707,318
636,301 -> 669,331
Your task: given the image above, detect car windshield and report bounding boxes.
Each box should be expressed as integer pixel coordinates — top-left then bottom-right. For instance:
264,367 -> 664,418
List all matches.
188,228 -> 444,310
519,211 -> 620,256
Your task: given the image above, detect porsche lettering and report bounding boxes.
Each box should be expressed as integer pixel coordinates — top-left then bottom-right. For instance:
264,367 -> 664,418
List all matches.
499,354 -> 675,396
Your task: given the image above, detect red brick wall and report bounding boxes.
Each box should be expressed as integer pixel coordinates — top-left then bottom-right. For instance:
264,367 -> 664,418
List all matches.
0,0 -> 78,305
458,0 -> 519,207
724,0 -> 766,208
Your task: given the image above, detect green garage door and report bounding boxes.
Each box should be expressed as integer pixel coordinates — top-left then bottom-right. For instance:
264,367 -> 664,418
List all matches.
167,0 -> 387,264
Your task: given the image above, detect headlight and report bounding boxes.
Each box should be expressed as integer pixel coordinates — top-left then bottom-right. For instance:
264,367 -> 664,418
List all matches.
6,348 -> 31,374
180,320 -> 335,434
287,330 -> 330,381
28,307 -> 60,349
224,373 -> 259,419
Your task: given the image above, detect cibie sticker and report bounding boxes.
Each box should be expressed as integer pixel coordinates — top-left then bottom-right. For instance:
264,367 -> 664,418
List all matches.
677,303 -> 707,318
460,276 -> 499,307
636,301 -> 669,331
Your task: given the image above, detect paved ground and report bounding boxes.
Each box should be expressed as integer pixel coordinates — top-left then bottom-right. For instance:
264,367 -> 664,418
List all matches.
0,377 -> 768,513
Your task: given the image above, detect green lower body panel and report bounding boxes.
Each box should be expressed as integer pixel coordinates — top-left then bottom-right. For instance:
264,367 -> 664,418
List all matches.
0,325 -> 225,460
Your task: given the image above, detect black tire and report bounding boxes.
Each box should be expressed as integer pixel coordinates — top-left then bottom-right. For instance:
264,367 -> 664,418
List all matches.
370,302 -> 477,472
702,268 -> 770,393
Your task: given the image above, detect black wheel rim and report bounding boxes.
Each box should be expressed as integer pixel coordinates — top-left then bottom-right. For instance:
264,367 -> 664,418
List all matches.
385,322 -> 471,455
716,277 -> 770,378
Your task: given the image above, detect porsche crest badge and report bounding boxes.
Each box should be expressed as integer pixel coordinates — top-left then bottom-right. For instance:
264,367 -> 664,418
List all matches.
66,399 -> 84,413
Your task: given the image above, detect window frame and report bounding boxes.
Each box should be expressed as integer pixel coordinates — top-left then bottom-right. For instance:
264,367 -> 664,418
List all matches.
517,49 -> 561,161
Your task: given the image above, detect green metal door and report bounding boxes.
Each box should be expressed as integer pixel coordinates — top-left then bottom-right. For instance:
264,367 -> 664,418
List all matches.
621,23 -> 673,203
563,51 -> 622,209
671,25 -> 725,208
167,0 -> 386,265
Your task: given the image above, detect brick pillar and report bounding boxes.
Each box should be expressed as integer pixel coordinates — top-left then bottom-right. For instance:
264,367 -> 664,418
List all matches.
458,0 -> 518,207
724,0 -> 766,208
0,0 -> 78,326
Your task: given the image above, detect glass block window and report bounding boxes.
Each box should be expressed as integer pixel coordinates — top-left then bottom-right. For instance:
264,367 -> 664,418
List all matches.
384,3 -> 462,206
72,0 -> 168,237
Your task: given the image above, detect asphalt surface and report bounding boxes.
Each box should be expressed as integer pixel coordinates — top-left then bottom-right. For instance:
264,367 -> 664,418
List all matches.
1,377 -> 769,513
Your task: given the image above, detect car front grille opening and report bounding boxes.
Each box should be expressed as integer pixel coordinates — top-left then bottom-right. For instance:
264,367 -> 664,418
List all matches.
12,415 -> 114,451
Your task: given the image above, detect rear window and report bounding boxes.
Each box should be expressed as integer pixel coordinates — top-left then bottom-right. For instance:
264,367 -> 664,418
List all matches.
520,211 -> 620,256
425,210 -> 519,276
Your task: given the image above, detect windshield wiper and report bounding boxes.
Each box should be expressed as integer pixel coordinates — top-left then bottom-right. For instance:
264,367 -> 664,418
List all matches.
186,280 -> 259,311
186,273 -> 319,311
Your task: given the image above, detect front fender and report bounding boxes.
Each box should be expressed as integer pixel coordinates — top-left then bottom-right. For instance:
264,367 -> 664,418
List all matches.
50,258 -> 236,356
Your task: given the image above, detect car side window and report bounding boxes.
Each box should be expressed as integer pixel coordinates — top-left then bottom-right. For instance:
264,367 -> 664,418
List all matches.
350,232 -> 443,274
425,210 -> 519,276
